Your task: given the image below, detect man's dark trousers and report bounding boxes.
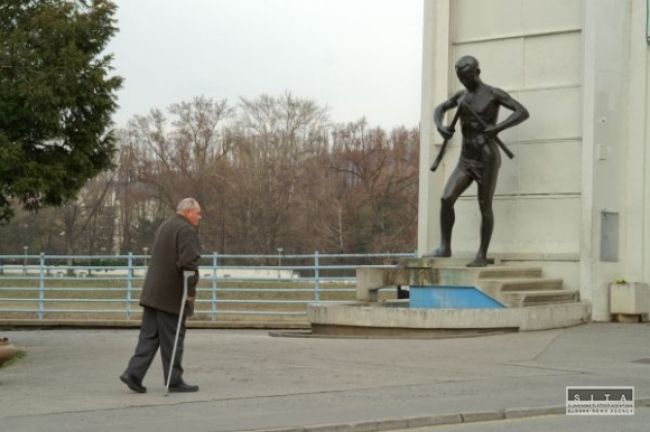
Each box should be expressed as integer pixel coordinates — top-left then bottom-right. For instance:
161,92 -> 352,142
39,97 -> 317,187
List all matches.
125,306 -> 186,385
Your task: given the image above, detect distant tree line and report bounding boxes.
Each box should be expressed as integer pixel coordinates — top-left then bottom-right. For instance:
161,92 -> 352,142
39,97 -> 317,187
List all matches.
0,93 -> 419,255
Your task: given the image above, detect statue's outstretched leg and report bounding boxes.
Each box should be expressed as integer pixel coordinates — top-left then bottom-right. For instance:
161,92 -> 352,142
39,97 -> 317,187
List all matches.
430,198 -> 454,256
427,167 -> 472,257
466,155 -> 499,268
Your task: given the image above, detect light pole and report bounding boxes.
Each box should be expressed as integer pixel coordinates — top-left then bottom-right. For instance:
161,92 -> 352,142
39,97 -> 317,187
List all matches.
23,245 -> 28,275
276,247 -> 283,280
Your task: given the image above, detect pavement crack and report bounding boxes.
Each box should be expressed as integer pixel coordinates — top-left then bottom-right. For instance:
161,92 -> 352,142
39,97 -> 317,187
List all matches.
530,332 -> 563,362
504,361 -> 590,375
0,380 -> 465,420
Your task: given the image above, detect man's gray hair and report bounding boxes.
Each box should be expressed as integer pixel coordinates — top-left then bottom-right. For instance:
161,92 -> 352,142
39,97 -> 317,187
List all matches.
176,197 -> 200,214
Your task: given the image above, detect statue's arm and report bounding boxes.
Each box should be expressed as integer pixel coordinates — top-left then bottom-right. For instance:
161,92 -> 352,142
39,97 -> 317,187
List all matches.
489,87 -> 529,134
434,90 -> 464,138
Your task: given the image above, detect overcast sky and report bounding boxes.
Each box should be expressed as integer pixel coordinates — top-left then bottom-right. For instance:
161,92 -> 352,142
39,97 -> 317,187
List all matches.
107,0 -> 423,130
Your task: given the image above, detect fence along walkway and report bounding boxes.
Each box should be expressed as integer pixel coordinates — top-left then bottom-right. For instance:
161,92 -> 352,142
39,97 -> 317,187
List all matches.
0,253 -> 414,325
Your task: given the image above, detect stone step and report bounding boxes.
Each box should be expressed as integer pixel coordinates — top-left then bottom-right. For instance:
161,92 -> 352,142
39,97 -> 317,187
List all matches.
478,278 -> 563,293
427,266 -> 545,286
400,257 -> 474,268
369,260 -> 575,310
476,267 -> 543,279
401,256 -> 520,269
500,290 -> 579,308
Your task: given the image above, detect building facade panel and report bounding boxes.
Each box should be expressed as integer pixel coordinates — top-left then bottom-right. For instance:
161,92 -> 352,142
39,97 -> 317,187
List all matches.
451,195 -> 582,254
438,1 -> 585,259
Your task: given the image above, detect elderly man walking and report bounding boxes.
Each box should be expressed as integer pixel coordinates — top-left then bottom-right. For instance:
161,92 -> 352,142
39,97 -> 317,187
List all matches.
120,198 -> 202,393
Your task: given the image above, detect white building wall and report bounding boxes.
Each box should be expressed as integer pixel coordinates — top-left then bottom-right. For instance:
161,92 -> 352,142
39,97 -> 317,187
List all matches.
418,0 -> 650,321
442,0 -> 583,256
417,0 -> 451,254
622,0 -> 650,296
581,0 -> 650,320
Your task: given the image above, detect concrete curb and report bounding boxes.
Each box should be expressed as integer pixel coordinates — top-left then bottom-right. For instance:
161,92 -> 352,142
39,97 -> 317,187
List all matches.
0,319 -> 309,330
504,405 -> 565,418
460,410 -> 505,423
243,400 -> 650,432
407,414 -> 462,427
637,397 -> 650,407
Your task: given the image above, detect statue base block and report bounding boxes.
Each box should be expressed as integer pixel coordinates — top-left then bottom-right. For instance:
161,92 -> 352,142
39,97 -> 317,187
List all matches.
298,257 -> 590,338
305,301 -> 591,338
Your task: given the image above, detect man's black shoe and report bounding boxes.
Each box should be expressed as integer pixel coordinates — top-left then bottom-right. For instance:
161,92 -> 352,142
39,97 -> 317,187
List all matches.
168,382 -> 199,393
120,373 -> 147,393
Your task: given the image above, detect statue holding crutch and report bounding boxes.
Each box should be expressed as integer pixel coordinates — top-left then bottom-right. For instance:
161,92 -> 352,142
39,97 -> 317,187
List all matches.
428,56 -> 529,267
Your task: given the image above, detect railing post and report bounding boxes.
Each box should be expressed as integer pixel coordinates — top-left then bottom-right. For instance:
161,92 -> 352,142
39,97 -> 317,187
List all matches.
211,252 -> 218,321
38,253 -> 45,320
126,252 -> 133,319
314,251 -> 320,302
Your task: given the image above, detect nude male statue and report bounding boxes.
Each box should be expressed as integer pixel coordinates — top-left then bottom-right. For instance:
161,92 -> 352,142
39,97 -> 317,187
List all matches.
429,56 -> 529,267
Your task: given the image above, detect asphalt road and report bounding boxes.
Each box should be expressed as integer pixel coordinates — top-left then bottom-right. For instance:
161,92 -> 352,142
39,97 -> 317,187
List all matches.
1,323 -> 649,431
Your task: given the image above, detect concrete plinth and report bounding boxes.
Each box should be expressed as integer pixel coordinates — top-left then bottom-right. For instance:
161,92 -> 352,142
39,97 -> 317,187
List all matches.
308,259 -> 591,338
308,301 -> 591,334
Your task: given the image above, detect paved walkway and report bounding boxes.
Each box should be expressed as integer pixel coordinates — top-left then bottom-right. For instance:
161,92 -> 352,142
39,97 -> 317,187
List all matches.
1,323 -> 649,431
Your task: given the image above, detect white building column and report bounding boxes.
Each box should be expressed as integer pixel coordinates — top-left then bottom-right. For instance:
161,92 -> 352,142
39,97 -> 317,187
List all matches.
580,0 -> 631,320
624,0 -> 650,285
417,0 -> 451,255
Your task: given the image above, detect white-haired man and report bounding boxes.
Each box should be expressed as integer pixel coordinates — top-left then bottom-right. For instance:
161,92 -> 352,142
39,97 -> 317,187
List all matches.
120,198 -> 202,393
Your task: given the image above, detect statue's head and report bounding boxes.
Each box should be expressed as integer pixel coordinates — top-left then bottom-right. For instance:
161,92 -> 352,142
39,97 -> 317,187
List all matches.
455,56 -> 480,90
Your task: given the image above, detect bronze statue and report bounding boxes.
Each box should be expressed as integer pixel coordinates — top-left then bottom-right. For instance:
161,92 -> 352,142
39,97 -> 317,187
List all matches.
428,56 -> 529,267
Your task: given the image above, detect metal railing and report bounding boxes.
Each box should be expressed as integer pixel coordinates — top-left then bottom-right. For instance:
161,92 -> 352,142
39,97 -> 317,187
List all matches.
0,252 -> 415,322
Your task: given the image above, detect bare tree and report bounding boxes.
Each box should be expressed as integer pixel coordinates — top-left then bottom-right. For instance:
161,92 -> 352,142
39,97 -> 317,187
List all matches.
0,93 -> 419,256
229,92 -> 330,253
330,120 -> 419,252
117,96 -> 234,251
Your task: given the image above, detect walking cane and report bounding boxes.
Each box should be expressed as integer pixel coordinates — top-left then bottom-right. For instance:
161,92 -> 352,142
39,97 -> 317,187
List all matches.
165,270 -> 194,395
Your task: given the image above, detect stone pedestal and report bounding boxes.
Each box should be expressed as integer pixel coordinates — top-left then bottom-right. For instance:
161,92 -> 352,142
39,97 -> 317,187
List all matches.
306,258 -> 590,337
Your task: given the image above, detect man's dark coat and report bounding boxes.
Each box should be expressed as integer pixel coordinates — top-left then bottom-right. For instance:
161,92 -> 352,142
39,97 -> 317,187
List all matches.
140,215 -> 201,315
